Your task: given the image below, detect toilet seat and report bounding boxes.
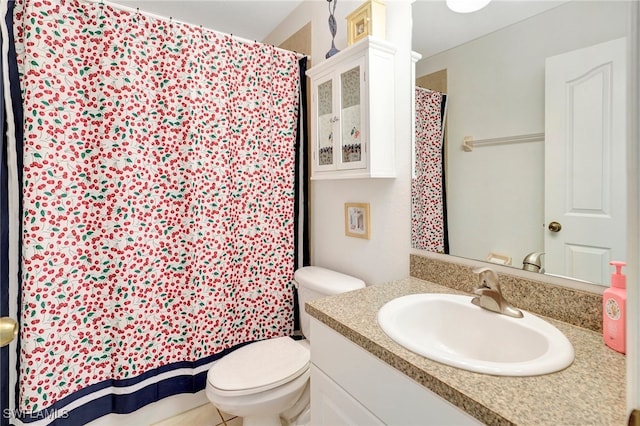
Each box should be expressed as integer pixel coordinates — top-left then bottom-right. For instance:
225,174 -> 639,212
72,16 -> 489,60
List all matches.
207,337 -> 310,397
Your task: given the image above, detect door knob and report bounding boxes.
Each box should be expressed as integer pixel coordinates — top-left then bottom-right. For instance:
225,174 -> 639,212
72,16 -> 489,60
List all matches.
548,221 -> 562,232
0,317 -> 18,347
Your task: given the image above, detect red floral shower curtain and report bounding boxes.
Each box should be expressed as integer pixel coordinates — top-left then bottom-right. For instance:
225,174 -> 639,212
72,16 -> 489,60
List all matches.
13,0 -> 301,421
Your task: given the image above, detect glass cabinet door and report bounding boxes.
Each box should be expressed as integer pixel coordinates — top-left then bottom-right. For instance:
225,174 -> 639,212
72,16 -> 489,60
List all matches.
317,79 -> 334,167
340,64 -> 362,166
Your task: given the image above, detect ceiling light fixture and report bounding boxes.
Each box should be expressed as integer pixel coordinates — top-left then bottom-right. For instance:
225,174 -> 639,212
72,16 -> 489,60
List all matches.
446,0 -> 492,14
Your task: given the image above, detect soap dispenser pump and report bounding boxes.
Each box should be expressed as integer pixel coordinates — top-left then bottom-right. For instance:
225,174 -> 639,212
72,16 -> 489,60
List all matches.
603,261 -> 626,354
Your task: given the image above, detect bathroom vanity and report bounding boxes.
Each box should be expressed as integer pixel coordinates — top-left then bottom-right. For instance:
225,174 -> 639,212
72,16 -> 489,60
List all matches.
306,277 -> 626,425
310,317 -> 480,425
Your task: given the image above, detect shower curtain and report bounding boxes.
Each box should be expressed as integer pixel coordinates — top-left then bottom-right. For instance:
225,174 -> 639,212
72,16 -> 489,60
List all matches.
412,87 -> 448,253
4,0 -> 308,424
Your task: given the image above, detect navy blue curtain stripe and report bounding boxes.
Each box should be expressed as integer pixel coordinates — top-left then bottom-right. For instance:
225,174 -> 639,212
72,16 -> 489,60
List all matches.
1,5 -> 10,425
6,1 -> 25,422
441,94 -> 449,254
298,57 -> 310,268
293,56 -> 309,333
1,2 -> 21,425
293,56 -> 309,270
6,1 -> 21,180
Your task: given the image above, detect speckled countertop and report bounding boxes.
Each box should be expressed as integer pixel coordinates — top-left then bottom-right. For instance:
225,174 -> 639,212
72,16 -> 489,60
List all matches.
306,277 -> 627,426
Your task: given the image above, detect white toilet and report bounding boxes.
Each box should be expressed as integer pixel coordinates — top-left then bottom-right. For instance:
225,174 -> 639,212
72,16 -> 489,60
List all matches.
205,266 -> 365,426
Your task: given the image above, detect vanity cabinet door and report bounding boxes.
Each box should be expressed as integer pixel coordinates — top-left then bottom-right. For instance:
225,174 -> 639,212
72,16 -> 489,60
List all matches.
311,365 -> 384,426
310,318 -> 482,425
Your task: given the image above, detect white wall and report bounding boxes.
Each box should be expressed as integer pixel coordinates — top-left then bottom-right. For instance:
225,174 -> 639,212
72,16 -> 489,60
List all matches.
266,1 -> 414,286
414,1 -> 628,267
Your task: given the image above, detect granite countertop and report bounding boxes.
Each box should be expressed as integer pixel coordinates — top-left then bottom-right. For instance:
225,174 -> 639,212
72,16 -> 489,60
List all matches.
306,277 -> 627,426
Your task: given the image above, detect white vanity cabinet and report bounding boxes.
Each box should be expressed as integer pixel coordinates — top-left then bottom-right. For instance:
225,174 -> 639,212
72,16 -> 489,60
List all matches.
306,37 -> 396,180
310,318 -> 482,425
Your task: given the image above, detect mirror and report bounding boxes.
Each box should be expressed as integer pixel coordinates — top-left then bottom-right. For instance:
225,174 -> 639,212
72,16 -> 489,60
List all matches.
411,0 -> 630,285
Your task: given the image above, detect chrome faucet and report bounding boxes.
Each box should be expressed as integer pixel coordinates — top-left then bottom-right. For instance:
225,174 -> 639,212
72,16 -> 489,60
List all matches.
471,267 -> 523,318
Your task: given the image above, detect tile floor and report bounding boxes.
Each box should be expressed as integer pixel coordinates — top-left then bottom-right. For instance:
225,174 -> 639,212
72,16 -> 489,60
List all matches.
151,404 -> 240,426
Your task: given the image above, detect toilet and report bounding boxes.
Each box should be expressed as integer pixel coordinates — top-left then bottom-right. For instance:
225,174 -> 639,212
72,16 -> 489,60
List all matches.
205,266 -> 365,426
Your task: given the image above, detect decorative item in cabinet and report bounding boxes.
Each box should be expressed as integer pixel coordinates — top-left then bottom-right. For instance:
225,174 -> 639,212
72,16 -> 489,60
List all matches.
346,0 -> 386,46
307,36 -> 396,180
325,0 -> 340,58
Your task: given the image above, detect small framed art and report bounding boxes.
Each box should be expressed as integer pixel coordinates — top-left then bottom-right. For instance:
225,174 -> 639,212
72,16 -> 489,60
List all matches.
346,0 -> 386,46
344,202 -> 371,239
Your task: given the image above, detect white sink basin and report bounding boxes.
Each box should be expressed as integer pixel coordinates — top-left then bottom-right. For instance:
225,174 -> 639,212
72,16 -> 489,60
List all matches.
377,293 -> 574,376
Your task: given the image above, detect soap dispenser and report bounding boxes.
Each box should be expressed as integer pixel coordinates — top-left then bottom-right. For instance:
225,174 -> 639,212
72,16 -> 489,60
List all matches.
603,261 -> 626,354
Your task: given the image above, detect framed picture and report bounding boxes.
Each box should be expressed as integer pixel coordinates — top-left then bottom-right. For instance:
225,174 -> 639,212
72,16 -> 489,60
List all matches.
344,202 -> 371,239
346,0 -> 386,46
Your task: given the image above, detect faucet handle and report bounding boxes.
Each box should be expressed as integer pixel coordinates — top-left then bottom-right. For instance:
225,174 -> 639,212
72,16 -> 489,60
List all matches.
471,267 -> 523,318
473,267 -> 500,291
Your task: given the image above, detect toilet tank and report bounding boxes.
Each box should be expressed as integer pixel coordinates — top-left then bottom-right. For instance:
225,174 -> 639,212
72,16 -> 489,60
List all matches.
294,266 -> 365,340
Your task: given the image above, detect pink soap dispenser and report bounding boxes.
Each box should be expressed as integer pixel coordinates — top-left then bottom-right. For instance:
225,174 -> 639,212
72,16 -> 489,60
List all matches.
603,261 -> 627,354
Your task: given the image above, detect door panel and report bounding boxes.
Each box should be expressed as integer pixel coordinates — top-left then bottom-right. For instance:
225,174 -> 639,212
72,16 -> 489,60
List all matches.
545,37 -> 627,283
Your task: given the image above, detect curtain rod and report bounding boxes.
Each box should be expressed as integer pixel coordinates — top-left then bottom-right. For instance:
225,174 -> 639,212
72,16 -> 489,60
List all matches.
416,86 -> 448,96
77,0 -> 307,60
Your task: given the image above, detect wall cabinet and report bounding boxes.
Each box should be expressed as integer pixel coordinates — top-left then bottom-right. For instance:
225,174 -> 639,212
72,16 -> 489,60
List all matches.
306,37 -> 396,180
310,318 -> 482,425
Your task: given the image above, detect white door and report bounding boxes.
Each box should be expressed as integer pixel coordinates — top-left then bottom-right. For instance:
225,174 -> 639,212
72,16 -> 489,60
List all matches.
544,37 -> 627,284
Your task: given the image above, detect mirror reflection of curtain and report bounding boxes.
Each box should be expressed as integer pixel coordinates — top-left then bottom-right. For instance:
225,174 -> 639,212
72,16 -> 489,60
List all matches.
412,88 -> 448,252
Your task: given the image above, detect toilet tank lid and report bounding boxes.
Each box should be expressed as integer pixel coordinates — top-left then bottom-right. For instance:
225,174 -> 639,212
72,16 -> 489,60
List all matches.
294,266 -> 365,295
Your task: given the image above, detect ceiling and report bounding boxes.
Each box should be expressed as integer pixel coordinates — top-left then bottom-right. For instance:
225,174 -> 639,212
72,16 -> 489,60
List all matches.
412,0 -> 567,57
113,0 -> 568,58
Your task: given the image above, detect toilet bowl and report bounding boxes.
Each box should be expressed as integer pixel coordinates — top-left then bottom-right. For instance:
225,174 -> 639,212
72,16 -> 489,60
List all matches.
205,266 -> 365,426
206,337 -> 310,426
